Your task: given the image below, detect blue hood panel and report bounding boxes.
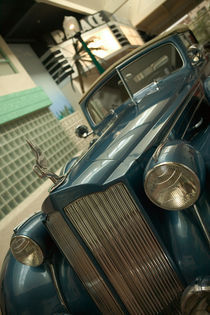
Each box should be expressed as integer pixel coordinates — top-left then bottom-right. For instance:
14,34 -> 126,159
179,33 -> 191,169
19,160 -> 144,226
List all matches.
57,72 -> 191,191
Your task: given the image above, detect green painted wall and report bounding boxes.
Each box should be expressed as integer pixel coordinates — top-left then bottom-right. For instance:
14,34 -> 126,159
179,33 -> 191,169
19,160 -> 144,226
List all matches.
0,86 -> 51,125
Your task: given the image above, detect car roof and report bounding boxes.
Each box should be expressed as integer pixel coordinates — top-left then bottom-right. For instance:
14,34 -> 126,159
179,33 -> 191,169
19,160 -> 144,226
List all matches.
79,25 -> 189,104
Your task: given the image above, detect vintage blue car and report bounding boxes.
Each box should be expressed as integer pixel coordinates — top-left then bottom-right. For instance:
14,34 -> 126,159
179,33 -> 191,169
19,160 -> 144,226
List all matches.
1,26 -> 210,314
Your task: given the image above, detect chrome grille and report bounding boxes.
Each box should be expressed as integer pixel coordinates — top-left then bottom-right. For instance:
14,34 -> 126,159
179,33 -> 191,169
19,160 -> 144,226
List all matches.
64,183 -> 183,314
46,211 -> 124,314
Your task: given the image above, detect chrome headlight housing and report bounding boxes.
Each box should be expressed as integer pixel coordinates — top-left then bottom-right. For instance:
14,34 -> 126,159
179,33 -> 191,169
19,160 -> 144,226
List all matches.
144,141 -> 205,210
10,235 -> 44,267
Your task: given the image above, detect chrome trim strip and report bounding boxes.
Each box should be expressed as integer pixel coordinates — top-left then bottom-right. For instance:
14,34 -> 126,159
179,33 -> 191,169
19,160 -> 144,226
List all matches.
152,92 -> 204,163
117,68 -> 136,105
127,81 -> 202,171
48,263 -> 69,310
194,204 -> 210,246
181,96 -> 204,140
161,81 -> 201,144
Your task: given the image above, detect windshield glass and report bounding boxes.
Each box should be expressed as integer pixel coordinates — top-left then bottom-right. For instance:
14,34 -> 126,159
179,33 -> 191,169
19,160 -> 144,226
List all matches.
87,73 -> 130,125
121,43 -> 183,95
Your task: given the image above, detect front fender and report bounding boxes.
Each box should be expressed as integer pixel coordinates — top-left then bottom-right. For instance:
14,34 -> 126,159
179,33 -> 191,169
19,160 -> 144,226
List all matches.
0,211 -> 67,315
0,251 -> 68,315
0,250 -> 100,315
204,76 -> 210,101
0,211 -> 100,315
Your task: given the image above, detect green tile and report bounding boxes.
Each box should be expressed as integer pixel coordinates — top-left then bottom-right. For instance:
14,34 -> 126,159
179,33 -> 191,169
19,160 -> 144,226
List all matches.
0,87 -> 51,124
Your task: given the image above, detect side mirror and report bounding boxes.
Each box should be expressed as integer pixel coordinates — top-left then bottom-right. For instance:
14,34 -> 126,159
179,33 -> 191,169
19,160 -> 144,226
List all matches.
187,45 -> 204,66
75,125 -> 91,138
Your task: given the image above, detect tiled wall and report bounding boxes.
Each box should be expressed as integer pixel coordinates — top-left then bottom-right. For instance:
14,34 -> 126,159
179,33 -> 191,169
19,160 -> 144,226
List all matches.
0,108 -> 78,219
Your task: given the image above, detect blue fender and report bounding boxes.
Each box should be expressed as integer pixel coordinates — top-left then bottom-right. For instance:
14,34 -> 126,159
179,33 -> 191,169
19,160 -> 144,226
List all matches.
204,76 -> 210,101
0,251 -> 67,315
141,128 -> 210,284
0,212 -> 99,315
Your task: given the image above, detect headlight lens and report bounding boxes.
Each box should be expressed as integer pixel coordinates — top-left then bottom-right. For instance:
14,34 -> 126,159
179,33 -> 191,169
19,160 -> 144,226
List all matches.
144,162 -> 200,210
10,235 -> 44,267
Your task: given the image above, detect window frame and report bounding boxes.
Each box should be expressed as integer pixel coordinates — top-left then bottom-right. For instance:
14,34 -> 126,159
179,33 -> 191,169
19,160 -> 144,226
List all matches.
119,42 -> 184,97
0,48 -> 17,75
86,71 -> 130,125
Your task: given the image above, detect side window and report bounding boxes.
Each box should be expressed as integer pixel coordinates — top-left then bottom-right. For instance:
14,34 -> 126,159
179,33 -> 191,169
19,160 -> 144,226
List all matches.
0,48 -> 17,76
121,44 -> 183,95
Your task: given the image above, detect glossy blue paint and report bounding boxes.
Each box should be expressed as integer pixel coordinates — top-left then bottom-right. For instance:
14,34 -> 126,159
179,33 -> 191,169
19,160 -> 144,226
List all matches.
49,30 -> 210,290
52,69 -> 193,197
0,251 -> 66,315
0,250 -> 100,315
1,27 -> 210,314
131,137 -> 210,284
138,196 -> 210,284
192,125 -> 210,171
51,249 -> 100,315
60,156 -> 79,176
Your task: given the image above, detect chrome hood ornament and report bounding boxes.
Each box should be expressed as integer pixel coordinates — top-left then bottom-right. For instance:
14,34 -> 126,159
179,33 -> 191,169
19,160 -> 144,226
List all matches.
26,139 -> 65,185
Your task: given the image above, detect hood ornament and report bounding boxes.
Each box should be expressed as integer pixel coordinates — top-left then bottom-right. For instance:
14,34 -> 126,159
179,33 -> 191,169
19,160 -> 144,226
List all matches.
26,139 -> 65,185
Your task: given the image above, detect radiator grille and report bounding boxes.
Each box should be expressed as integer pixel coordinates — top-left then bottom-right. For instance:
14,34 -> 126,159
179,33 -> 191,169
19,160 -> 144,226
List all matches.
64,183 -> 183,314
46,211 -> 124,314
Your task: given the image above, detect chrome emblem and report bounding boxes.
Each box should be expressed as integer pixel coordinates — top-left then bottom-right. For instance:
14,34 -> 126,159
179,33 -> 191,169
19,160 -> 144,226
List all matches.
26,139 -> 64,185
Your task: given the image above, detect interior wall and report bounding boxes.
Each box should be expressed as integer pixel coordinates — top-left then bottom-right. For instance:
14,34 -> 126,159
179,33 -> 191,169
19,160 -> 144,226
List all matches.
0,36 -> 35,96
60,81 -> 82,112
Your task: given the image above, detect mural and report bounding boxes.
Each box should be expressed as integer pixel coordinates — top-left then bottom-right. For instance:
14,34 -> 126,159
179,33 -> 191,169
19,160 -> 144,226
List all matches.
9,44 -> 74,119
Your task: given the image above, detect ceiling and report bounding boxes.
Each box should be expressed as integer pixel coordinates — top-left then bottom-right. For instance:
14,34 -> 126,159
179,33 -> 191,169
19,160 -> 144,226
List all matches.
0,0 -> 84,44
136,0 -> 203,35
0,0 -> 203,46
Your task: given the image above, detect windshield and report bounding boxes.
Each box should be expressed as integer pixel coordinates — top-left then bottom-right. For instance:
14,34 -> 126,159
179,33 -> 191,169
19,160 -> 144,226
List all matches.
87,44 -> 183,125
87,73 -> 130,125
121,43 -> 183,95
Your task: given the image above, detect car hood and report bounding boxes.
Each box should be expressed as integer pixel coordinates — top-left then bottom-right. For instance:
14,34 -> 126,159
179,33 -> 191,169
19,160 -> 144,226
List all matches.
55,71 -> 192,193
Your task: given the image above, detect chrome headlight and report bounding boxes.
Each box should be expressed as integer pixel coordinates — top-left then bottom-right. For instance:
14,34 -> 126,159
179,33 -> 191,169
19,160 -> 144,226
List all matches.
10,235 -> 44,267
144,162 -> 200,210
144,141 -> 205,210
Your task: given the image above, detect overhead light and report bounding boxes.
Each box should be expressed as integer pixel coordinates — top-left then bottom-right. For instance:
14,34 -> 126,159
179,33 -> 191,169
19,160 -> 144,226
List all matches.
63,16 -> 80,38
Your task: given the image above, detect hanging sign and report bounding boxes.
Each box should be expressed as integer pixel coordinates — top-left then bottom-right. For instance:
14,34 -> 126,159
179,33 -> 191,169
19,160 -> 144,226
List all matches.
51,11 -> 111,44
